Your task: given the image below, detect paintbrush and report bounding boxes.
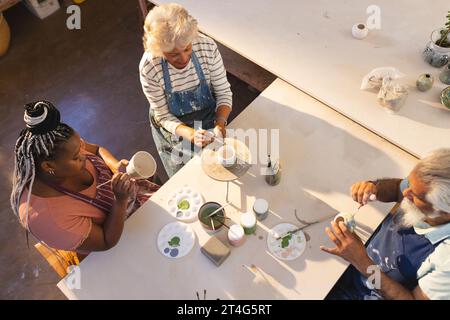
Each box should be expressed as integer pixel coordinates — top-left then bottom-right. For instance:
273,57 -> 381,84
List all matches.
206,203 -> 231,218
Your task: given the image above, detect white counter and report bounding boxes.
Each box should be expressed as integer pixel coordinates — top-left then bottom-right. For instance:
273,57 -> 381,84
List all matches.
151,0 -> 450,158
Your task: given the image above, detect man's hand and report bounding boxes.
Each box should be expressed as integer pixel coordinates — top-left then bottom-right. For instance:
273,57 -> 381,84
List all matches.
320,221 -> 373,274
351,181 -> 377,205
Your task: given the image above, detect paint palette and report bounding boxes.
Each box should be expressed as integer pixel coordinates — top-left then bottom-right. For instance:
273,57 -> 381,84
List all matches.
157,221 -> 196,259
166,185 -> 204,222
267,223 -> 306,261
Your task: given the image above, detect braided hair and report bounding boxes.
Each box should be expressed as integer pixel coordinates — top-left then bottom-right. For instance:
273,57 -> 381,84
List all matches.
10,101 -> 74,230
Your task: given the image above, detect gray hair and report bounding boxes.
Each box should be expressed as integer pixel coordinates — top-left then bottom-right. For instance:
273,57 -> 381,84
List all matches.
143,3 -> 198,57
414,148 -> 450,213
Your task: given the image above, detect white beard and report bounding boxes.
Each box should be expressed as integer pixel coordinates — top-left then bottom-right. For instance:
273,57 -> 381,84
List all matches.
399,198 -> 427,228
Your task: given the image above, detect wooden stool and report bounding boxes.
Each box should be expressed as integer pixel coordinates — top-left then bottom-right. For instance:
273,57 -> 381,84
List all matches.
34,243 -> 80,278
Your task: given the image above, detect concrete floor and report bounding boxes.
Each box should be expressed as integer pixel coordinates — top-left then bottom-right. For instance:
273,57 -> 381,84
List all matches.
0,1 -> 274,299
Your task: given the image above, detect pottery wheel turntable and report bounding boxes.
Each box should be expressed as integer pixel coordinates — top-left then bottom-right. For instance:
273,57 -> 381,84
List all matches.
201,137 -> 252,182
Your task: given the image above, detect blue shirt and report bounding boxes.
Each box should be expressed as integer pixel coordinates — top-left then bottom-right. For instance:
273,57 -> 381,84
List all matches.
401,177 -> 450,299
415,223 -> 450,300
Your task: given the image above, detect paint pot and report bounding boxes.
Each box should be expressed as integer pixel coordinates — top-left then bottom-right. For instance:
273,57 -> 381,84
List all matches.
416,73 -> 434,91
228,224 -> 245,247
240,212 -> 257,235
253,198 -> 269,221
198,201 -> 226,233
352,23 -> 369,40
334,212 -> 356,233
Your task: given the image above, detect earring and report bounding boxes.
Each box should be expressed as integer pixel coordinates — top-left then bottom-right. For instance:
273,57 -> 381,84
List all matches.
49,169 -> 55,175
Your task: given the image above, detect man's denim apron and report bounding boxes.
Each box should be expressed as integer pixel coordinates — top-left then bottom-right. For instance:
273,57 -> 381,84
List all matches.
150,52 -> 216,178
327,188 -> 445,299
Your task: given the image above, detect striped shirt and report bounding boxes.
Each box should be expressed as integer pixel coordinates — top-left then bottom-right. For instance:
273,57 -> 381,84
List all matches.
139,35 -> 232,134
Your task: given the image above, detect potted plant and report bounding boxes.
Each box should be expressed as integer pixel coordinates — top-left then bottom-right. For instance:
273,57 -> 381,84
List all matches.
424,11 -> 450,68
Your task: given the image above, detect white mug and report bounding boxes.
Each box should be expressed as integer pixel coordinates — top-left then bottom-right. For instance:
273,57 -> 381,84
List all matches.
217,145 -> 236,167
126,151 -> 157,179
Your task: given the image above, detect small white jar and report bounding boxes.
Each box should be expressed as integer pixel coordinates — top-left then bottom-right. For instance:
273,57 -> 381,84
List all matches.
352,23 -> 369,40
240,212 -> 257,235
228,224 -> 245,247
253,198 -> 269,221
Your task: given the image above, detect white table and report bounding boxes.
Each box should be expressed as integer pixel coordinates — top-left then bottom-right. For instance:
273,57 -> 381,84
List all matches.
151,0 -> 450,158
58,79 -> 417,299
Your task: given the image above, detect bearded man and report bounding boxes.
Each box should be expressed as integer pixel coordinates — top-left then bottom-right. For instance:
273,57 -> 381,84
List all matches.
323,148 -> 450,300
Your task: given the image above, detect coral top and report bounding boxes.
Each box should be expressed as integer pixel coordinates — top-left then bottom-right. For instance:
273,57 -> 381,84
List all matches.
19,155 -> 106,252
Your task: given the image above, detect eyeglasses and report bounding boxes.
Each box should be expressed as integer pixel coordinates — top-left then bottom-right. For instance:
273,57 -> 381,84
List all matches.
404,178 -> 433,207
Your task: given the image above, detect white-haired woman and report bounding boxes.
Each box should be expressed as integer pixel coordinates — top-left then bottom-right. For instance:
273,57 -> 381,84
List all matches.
139,3 -> 232,177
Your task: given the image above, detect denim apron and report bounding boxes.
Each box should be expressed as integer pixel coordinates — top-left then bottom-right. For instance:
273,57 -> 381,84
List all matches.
150,51 -> 217,177
328,209 -> 445,300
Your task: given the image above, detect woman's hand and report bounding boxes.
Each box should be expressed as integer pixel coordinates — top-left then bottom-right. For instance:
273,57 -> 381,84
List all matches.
351,181 -> 377,205
111,173 -> 135,201
193,129 -> 214,147
112,159 -> 129,174
320,221 -> 373,274
213,124 -> 226,141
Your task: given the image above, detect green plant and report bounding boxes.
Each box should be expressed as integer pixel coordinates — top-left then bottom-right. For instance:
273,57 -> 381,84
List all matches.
437,11 -> 450,47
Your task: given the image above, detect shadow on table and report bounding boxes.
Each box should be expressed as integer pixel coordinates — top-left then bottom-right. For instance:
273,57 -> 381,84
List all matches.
214,95 -> 413,295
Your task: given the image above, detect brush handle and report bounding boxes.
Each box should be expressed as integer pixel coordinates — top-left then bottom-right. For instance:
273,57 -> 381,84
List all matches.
96,179 -> 112,189
206,202 -> 231,218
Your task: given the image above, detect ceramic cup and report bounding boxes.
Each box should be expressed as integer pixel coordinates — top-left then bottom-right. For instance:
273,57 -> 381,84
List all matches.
441,86 -> 450,110
423,29 -> 450,68
439,64 -> 450,85
126,151 -> 157,179
217,145 -> 236,167
334,212 -> 356,233
352,23 -> 369,40
416,73 -> 434,92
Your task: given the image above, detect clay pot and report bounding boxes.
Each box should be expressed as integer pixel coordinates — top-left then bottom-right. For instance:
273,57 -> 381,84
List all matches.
423,29 -> 450,68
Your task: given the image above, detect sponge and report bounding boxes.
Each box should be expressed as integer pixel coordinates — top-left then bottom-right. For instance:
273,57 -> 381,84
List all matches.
201,236 -> 231,266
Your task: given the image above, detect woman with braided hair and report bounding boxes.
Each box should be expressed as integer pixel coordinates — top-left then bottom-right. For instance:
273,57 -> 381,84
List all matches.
11,101 -> 159,259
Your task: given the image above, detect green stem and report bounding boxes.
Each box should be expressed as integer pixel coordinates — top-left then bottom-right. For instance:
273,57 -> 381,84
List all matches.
438,29 -> 450,47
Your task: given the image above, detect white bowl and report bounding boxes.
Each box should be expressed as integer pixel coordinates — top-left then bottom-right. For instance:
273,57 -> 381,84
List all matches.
352,23 -> 369,40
